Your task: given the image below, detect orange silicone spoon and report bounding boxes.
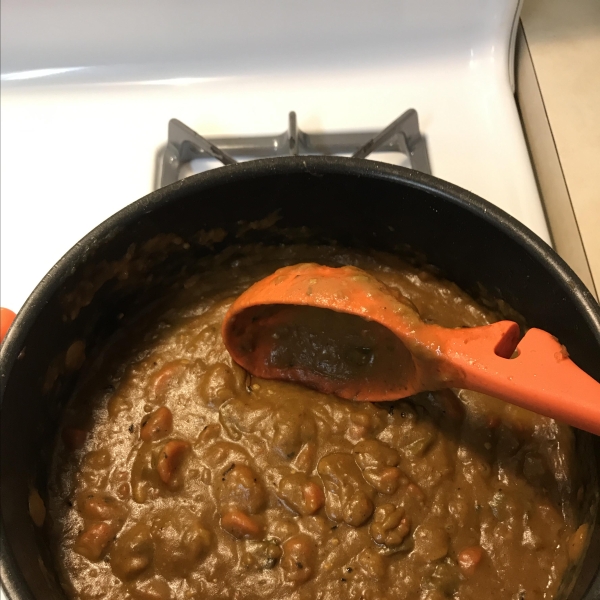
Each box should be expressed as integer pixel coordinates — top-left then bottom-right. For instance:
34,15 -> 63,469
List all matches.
222,263 -> 600,435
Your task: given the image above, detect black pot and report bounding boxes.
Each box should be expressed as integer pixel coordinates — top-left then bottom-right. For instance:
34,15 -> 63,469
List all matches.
1,157 -> 599,599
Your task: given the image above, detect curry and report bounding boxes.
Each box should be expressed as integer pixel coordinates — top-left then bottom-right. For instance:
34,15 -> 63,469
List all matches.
48,245 -> 586,600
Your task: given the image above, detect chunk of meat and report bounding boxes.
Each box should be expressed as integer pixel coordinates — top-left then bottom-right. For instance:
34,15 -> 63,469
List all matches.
278,473 -> 325,516
281,534 -> 316,584
151,360 -> 188,398
343,490 -> 374,527
218,463 -> 267,514
271,408 -> 317,461
412,520 -> 449,562
268,516 -> 300,541
353,439 -> 406,494
200,441 -> 251,472
221,508 -> 262,539
76,449 -> 112,490
198,362 -> 240,408
242,540 -> 282,570
402,425 -> 437,459
76,491 -> 127,522
273,418 -> 304,460
353,439 -> 400,471
372,467 -> 406,495
222,394 -> 317,461
382,403 -> 438,461
370,504 -> 411,548
196,422 -> 221,446
140,407 -> 173,442
111,522 -> 154,581
131,443 -> 163,503
152,508 -> 211,579
347,406 -> 386,442
356,547 -> 387,580
317,453 -> 375,526
156,440 -> 190,486
73,521 -> 117,561
218,395 -> 271,441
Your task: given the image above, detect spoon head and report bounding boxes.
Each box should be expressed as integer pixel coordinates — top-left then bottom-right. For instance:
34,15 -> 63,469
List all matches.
222,264 -> 423,400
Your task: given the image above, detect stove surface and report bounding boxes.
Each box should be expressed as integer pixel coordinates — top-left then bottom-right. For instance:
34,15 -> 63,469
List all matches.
1,0 -> 545,313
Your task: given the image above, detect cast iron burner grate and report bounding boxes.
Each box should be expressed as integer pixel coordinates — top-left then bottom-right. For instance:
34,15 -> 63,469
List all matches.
159,109 -> 431,188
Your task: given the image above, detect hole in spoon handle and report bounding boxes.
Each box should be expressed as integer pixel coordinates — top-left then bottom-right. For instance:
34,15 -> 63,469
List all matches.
448,327 -> 600,435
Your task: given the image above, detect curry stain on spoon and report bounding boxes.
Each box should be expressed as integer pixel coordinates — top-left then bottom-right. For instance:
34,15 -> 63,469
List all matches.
222,263 -> 600,434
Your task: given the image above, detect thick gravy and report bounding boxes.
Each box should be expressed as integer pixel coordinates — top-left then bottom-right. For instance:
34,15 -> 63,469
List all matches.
48,245 -> 586,600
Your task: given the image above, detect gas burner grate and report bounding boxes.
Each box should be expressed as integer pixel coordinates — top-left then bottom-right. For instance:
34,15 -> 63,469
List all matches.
159,109 -> 430,188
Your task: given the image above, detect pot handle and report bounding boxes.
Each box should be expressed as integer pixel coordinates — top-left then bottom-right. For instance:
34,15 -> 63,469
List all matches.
0,308 -> 16,343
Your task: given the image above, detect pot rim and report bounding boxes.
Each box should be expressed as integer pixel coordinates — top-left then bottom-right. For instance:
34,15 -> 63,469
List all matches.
1,155 -> 599,599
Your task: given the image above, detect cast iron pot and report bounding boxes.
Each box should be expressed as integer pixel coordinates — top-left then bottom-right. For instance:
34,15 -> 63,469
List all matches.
1,157 -> 599,599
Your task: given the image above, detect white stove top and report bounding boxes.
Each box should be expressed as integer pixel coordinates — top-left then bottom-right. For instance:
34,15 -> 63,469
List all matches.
0,1 -> 551,596
1,0 -> 547,313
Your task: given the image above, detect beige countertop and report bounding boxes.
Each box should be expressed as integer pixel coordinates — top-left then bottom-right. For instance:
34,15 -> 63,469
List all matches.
521,0 -> 600,295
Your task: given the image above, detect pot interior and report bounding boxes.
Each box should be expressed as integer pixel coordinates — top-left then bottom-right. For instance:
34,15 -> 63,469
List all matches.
1,158 -> 599,599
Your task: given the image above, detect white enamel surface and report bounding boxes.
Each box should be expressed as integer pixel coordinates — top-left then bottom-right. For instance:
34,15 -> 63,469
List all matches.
0,1 -> 551,597
1,0 -> 546,317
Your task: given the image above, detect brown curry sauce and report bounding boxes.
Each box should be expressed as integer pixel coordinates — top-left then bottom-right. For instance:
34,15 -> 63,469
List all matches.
48,245 -> 586,600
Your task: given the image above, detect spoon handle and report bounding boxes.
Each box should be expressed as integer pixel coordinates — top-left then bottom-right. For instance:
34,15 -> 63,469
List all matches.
441,326 -> 600,434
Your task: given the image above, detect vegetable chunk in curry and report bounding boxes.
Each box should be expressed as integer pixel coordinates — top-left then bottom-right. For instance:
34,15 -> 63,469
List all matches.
48,245 -> 587,600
